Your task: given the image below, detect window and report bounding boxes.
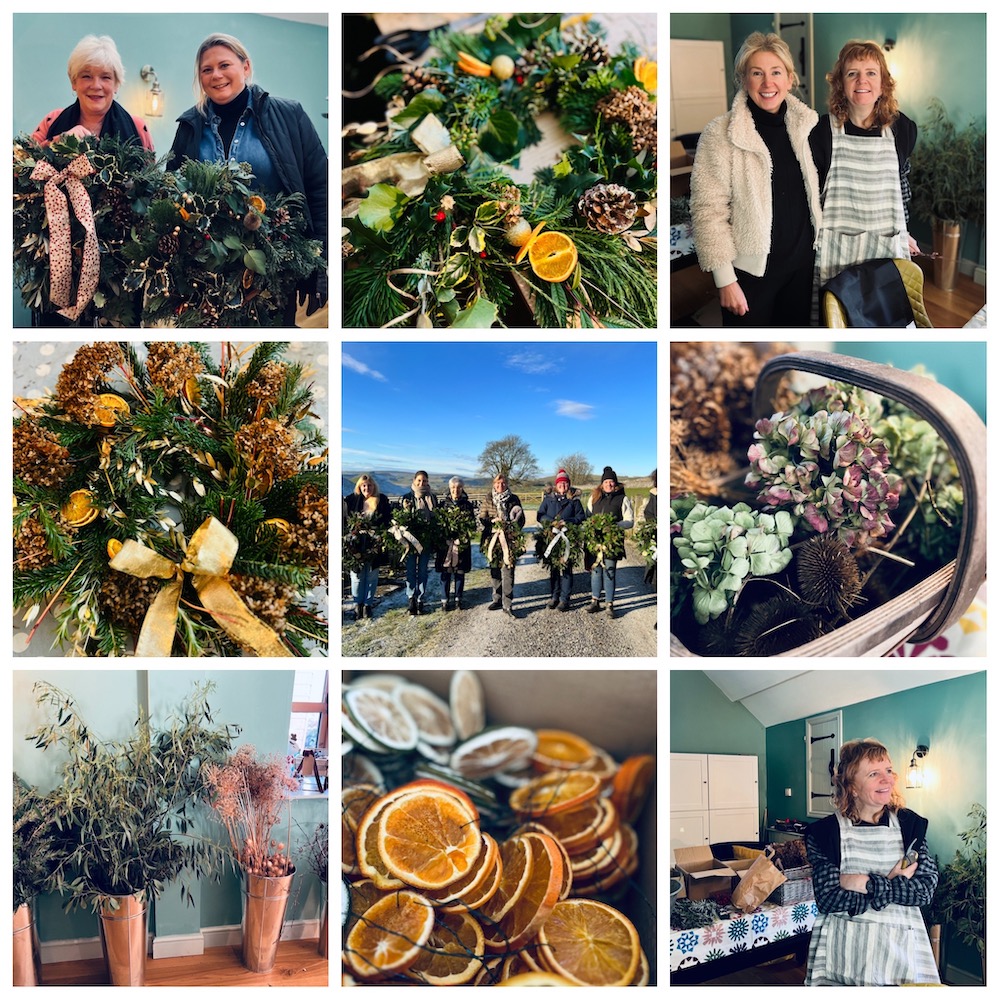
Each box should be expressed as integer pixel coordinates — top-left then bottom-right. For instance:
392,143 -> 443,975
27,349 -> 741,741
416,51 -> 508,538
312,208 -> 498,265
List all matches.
289,669 -> 328,752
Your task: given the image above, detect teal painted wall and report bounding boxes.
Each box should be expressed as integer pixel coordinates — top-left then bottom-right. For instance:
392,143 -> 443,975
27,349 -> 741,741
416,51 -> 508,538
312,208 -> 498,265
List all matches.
829,341 -> 987,421
670,670 -> 767,837
14,670 -> 328,947
12,12 -> 328,327
670,12 -> 986,265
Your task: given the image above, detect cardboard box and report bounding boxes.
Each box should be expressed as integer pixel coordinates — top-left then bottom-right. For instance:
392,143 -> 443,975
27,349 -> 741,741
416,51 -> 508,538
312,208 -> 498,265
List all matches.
673,846 -> 737,900
343,669 -> 657,984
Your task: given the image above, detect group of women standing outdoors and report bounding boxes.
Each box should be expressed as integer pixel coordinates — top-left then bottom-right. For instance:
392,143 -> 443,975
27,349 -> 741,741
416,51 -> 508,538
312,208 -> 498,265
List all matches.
690,33 -> 917,326
344,467 -> 651,622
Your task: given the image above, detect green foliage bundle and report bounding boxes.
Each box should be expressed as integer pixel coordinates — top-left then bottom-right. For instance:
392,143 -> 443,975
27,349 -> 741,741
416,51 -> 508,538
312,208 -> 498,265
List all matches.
481,520 -> 528,569
13,341 -> 328,657
437,504 -> 478,550
26,682 -> 240,911
929,803 -> 985,960
343,512 -> 383,574
13,134 -> 324,327
534,518 -> 583,570
581,513 -> 627,566
14,774 -> 63,912
631,518 -> 657,569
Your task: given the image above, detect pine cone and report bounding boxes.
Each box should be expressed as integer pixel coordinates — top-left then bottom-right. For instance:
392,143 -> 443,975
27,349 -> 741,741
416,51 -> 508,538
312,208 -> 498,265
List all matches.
99,570 -> 163,634
578,183 -> 638,234
157,232 -> 180,258
576,37 -> 610,67
15,519 -> 55,571
401,66 -> 446,97
109,187 -> 134,230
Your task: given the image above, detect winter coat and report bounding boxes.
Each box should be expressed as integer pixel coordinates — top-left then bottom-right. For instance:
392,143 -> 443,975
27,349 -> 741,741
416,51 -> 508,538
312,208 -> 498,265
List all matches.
537,492 -> 586,525
435,493 -> 475,574
343,491 -> 391,564
690,89 -> 822,287
586,486 -> 634,528
33,100 -> 154,151
167,84 -> 327,247
478,491 -> 525,549
400,489 -> 438,517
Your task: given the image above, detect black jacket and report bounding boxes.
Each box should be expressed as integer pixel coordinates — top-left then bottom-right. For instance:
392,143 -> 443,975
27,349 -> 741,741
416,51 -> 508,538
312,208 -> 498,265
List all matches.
343,491 -> 391,527
435,493 -> 476,574
167,84 -> 328,248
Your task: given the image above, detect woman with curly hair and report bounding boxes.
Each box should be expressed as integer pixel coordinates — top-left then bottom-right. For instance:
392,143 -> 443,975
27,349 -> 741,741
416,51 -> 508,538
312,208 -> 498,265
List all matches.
809,40 -> 919,289
805,738 -> 939,985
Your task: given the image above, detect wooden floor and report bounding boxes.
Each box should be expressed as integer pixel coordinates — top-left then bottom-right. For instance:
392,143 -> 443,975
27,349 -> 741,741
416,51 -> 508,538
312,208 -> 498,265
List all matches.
39,939 -> 328,987
920,268 -> 986,328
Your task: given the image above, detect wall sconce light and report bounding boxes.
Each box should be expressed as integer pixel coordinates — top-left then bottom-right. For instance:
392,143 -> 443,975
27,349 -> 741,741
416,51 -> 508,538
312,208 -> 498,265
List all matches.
883,38 -> 896,52
140,65 -> 164,118
906,744 -> 928,788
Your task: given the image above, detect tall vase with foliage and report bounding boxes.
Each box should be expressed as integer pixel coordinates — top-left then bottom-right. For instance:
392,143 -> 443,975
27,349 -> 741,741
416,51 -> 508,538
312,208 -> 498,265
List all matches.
302,822 -> 328,957
928,802 -> 986,983
908,97 -> 986,290
26,683 -> 239,985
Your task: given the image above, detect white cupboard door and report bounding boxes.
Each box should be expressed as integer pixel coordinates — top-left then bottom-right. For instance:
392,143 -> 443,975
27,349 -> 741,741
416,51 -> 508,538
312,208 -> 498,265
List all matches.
710,808 -> 759,844
670,752 -> 709,811
707,754 -> 758,809
671,811 -> 710,852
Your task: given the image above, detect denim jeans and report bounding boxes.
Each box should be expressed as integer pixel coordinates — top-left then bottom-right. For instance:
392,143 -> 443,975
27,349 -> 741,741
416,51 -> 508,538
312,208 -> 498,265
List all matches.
350,563 -> 378,606
405,551 -> 431,601
591,560 -> 617,602
549,566 -> 574,603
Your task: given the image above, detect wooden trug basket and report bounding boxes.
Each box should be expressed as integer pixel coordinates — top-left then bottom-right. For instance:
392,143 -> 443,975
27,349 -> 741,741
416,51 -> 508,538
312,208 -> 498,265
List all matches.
670,351 -> 987,658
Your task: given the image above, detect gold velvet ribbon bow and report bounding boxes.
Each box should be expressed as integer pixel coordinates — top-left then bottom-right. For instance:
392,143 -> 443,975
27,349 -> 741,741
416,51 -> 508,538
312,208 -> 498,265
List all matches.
487,522 -> 514,568
109,517 -> 291,657
30,156 -> 101,321
543,522 -> 572,563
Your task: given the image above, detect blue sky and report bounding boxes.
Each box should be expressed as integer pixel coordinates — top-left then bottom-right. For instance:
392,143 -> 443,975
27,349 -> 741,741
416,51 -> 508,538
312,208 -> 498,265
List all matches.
342,342 -> 657,480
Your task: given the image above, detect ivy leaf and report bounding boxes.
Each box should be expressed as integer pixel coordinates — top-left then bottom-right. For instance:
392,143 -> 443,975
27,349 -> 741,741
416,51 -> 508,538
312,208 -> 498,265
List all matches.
450,296 -> 498,328
357,183 -> 410,233
553,154 -> 572,179
243,249 -> 267,275
480,110 -> 520,161
393,89 -> 446,126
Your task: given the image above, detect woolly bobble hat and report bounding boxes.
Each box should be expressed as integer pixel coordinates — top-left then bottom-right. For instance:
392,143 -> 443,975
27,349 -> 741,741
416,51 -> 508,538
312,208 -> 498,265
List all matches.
601,466 -> 619,484
555,469 -> 570,487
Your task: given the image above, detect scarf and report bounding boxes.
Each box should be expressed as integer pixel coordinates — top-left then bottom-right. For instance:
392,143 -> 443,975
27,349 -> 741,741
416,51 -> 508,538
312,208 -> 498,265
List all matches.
46,100 -> 141,144
492,488 -> 512,522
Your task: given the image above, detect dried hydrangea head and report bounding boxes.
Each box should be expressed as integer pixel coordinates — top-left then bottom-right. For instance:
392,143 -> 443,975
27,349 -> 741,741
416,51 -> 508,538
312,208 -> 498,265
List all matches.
284,485 -> 329,582
146,342 -> 205,398
54,342 -> 124,424
233,418 -> 301,481
13,420 -> 73,488
246,361 -> 288,407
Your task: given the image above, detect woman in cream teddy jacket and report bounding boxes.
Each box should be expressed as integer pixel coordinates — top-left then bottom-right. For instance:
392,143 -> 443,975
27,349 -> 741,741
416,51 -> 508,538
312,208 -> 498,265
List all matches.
690,32 -> 823,326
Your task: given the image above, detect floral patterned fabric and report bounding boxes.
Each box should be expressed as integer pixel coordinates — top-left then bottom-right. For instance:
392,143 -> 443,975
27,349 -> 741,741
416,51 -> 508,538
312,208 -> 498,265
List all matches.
889,583 -> 987,657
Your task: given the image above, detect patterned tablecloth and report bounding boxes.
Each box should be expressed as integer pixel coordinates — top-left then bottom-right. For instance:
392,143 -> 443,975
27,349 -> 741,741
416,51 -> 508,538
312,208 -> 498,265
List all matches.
671,899 -> 818,974
888,582 -> 987,657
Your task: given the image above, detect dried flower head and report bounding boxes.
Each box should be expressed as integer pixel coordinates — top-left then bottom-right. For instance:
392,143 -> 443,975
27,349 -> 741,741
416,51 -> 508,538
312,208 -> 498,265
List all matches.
55,342 -> 124,424
246,361 -> 287,407
731,595 -> 824,656
234,418 -> 301,481
796,535 -> 862,614
146,342 -> 204,398
13,420 -> 74,488
15,518 -> 56,571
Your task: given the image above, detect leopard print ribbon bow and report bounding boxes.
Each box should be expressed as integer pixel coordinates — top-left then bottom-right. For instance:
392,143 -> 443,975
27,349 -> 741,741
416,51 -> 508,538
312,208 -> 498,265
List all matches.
30,156 -> 101,321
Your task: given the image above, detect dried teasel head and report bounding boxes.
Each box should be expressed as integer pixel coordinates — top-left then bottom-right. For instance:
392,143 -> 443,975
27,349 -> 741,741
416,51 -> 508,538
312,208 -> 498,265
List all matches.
731,595 -> 825,657
795,535 -> 863,615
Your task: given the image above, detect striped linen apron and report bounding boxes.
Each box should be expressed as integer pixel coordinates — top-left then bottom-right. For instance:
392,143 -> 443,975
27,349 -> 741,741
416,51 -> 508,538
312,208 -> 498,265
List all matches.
816,118 -> 910,287
806,811 -> 940,985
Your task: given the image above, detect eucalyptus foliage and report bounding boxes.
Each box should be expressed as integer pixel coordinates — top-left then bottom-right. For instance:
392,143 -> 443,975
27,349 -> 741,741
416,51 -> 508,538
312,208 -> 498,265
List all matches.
26,682 -> 240,912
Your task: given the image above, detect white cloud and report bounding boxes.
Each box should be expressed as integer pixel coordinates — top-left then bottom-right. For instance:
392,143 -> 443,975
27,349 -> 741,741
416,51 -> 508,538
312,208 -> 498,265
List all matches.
342,353 -> 387,381
555,399 -> 595,420
505,351 -> 560,375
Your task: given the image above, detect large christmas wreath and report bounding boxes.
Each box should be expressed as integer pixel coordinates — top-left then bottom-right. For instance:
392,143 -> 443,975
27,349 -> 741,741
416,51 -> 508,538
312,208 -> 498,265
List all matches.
386,506 -> 443,562
481,520 -> 528,569
581,513 -> 627,566
13,134 -> 325,327
437,503 -> 478,551
343,513 -> 384,574
343,13 -> 657,328
534,518 -> 583,570
13,341 -> 328,656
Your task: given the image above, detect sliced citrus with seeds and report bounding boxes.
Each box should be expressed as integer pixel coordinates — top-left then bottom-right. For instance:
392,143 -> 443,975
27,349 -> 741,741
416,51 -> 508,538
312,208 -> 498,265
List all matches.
450,726 -> 537,779
509,770 -> 602,818
528,231 -> 578,283
344,686 -> 419,752
537,898 -> 640,986
405,908 -> 486,985
493,832 -> 564,951
397,682 -> 456,747
532,729 -> 598,772
449,669 -> 485,740
343,878 -> 387,937
345,889 -> 434,979
481,834 -> 533,926
610,753 -> 656,824
424,831 -> 497,905
377,788 -> 481,889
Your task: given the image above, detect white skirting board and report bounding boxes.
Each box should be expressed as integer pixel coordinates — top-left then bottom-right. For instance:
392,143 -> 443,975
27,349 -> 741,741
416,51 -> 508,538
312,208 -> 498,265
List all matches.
40,918 -> 321,965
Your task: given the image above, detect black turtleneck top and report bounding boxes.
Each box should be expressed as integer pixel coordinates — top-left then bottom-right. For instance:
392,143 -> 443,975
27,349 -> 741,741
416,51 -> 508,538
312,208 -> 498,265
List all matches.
207,86 -> 250,158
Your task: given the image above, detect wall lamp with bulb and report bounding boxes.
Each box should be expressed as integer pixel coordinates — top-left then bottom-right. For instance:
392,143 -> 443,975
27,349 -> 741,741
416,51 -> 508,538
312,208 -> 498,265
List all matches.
906,744 -> 929,788
140,65 -> 164,118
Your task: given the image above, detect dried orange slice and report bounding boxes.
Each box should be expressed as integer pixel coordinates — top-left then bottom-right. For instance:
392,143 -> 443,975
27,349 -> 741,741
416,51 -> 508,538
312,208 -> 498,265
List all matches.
450,726 -> 537,780
342,784 -> 380,876
498,971 -> 579,986
93,393 -> 130,427
424,831 -> 498,906
512,822 -> 573,901
509,770 -> 602,818
106,538 -> 123,560
61,489 -> 99,527
528,231 -> 578,283
345,889 -> 434,979
537,898 -> 641,986
481,834 -> 533,926
514,221 -> 547,264
610,753 -> 656,825
397,683 -> 456,747
343,878 -> 386,937
449,669 -> 485,741
492,832 -> 564,951
377,788 -> 481,889
355,796 -> 405,891
343,686 -> 419,752
405,908 -> 486,985
473,956 -> 504,986
532,729 -> 597,772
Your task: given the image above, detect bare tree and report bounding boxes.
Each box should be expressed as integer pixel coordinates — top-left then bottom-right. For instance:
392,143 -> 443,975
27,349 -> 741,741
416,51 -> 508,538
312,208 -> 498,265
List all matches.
554,452 -> 594,487
477,434 -> 540,488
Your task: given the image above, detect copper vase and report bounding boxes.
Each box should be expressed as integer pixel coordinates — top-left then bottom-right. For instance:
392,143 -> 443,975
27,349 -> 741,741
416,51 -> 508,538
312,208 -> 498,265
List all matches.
318,900 -> 328,957
242,868 -> 295,973
98,895 -> 147,987
13,902 -> 43,986
932,219 -> 962,291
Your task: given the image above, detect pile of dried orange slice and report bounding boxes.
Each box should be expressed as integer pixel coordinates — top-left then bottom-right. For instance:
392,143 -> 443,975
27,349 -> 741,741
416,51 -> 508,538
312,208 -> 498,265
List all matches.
342,671 -> 655,986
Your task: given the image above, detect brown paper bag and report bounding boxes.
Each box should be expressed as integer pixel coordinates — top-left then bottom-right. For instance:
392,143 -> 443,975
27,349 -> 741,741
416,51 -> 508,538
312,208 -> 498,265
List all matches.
730,846 -> 787,913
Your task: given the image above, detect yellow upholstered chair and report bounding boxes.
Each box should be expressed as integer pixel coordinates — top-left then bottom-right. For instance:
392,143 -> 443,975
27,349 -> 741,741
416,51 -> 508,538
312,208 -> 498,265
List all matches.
823,259 -> 933,328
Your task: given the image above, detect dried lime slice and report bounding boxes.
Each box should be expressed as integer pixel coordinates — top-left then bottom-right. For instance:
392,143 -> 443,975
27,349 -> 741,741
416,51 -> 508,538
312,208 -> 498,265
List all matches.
450,726 -> 538,779
344,687 -> 419,753
342,877 -> 350,927
450,669 -> 485,741
341,709 -> 388,755
397,683 -> 456,747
